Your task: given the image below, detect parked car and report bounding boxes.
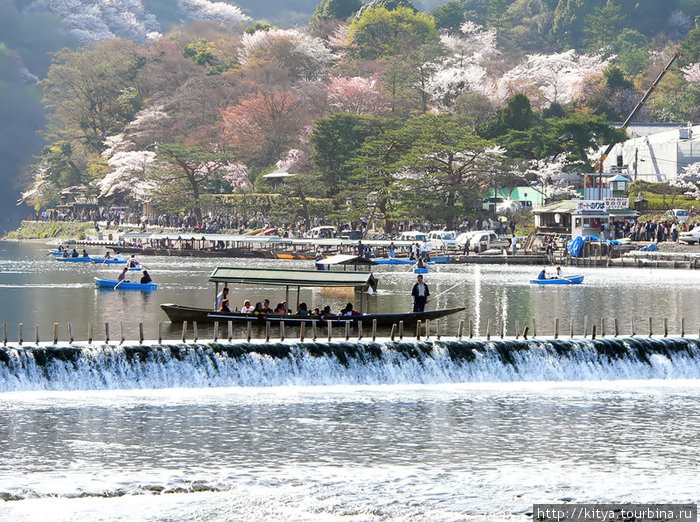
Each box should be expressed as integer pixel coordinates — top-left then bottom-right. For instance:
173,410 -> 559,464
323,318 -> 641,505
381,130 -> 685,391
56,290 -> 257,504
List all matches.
339,229 -> 363,240
679,225 -> 700,244
427,230 -> 459,251
666,208 -> 690,223
458,230 -> 509,253
399,231 -> 427,242
308,226 -> 337,239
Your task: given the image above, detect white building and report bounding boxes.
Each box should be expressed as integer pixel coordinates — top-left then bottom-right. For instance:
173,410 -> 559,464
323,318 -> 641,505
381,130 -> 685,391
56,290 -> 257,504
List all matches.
600,123 -> 700,182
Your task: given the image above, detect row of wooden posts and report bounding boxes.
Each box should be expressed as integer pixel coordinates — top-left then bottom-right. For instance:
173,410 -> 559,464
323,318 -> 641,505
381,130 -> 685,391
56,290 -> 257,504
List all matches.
1,316 -> 698,346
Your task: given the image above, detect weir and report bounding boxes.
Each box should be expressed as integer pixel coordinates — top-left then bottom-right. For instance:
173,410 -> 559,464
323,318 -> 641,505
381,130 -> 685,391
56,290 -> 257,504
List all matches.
1,336 -> 699,391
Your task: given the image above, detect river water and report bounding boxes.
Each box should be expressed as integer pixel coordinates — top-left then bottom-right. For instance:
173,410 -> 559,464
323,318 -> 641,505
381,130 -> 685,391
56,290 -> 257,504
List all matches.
1,240 -> 699,521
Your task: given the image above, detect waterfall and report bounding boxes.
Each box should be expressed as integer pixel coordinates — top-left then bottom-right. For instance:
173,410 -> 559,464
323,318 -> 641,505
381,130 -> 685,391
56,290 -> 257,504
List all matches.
1,337 -> 699,391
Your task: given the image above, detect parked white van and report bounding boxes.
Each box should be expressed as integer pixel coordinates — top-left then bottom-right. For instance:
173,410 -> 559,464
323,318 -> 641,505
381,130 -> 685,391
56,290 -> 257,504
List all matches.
458,230 -> 509,253
308,226 -> 337,239
427,230 -> 459,251
399,231 -> 427,242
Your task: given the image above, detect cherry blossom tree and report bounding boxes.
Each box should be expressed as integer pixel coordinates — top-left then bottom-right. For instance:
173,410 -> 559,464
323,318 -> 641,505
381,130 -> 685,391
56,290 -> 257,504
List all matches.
178,0 -> 248,25
98,150 -> 156,201
675,162 -> 700,199
326,76 -> 388,114
683,63 -> 700,84
498,50 -> 611,109
196,161 -> 252,192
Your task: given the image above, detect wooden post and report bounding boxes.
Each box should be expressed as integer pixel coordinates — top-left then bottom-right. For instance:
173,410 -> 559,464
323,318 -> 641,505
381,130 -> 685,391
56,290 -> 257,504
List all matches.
532,318 -> 537,338
265,322 -> 270,342
312,321 -> 317,341
601,318 -> 605,338
390,323 -> 396,341
358,322 -> 363,340
437,319 -> 441,340
120,322 -> 125,344
583,315 -> 588,338
399,321 -> 404,340
592,324 -> 597,340
631,317 -> 636,337
500,321 -> 504,339
663,318 -> 668,338
181,321 -> 187,343
372,319 -> 377,341
53,323 -> 58,344
138,323 -> 144,343
515,320 -> 520,339
193,321 -> 198,342
469,319 -> 473,339
18,323 -> 23,345
246,321 -> 252,342
614,318 -> 619,338
416,320 -> 421,340
681,317 -> 685,338
458,320 -> 464,339
554,318 -> 559,339
105,323 -> 109,343
3,323 -> 6,346
425,319 -> 430,339
227,321 -> 232,342
486,319 -> 491,340
570,318 -> 574,339
68,323 -> 74,344
157,322 -> 162,344
300,322 -> 306,341
345,321 -> 350,341
280,322 -> 285,341
648,317 -> 653,338
523,326 -> 529,340
327,320 -> 332,342
88,323 -> 93,345
214,321 -> 219,342
36,324 -> 40,345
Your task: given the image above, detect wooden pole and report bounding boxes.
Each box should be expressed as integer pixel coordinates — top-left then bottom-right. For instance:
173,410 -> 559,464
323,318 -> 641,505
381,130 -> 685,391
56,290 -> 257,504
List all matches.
158,322 -> 162,344
265,322 -> 270,342
425,319 -> 430,339
120,322 -> 125,344
35,324 -> 40,345
570,318 -> 574,339
515,320 -> 520,339
214,321 -> 219,342
523,326 -> 529,340
486,319 -> 491,340
18,323 -> 23,345
437,319 -> 441,340
399,321 -> 404,340
416,320 -> 421,340
3,323 -> 6,346
372,319 -> 377,341
105,323 -> 109,343
68,323 -> 74,344
358,322 -> 363,340
614,318 -> 619,338
280,322 -> 285,341
246,321 -> 252,342
458,320 -> 464,339
88,323 -> 93,345
631,317 -> 636,337
601,318 -> 605,338
345,321 -> 350,341
554,318 -> 559,339
469,319 -> 473,339
390,323 -> 396,341
138,323 -> 144,343
300,322 -> 306,342
681,317 -> 685,338
227,321 -> 232,342
193,321 -> 198,342
592,324 -> 597,340
312,321 -> 317,341
648,317 -> 653,338
327,320 -> 332,342
181,321 -> 187,343
53,323 -> 58,344
663,318 -> 668,338
500,321 -> 504,339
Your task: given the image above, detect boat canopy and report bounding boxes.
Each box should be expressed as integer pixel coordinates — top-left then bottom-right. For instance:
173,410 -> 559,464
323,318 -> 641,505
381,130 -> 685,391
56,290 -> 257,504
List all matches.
209,267 -> 378,290
318,254 -> 376,267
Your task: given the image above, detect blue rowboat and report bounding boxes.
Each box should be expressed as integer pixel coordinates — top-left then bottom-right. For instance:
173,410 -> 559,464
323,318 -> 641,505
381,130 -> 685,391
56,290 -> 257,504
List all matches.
90,257 -> 127,264
414,267 -> 429,274
48,250 -> 64,256
56,256 -> 92,262
94,278 -> 157,291
530,275 -> 584,285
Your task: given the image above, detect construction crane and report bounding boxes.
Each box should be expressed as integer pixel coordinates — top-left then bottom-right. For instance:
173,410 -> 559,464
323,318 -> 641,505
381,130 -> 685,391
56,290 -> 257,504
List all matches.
592,50 -> 682,198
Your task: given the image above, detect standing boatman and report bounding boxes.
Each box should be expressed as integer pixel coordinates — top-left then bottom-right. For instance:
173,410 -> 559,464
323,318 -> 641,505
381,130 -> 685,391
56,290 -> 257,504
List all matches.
411,274 -> 430,312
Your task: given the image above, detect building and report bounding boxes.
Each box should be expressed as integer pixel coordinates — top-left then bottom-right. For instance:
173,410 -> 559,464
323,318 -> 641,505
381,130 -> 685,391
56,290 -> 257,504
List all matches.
483,186 -> 546,212
600,123 -> 700,182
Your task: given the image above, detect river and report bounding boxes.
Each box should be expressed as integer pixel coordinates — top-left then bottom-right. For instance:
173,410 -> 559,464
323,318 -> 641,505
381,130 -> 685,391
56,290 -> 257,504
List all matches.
0,240 -> 699,521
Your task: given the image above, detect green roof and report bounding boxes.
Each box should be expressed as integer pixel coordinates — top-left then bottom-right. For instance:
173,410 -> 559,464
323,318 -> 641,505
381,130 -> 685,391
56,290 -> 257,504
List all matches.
209,267 -> 378,290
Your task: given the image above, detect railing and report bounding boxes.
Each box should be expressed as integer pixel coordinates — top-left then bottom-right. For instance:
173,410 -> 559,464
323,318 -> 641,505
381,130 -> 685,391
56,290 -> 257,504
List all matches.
1,316 -> 697,347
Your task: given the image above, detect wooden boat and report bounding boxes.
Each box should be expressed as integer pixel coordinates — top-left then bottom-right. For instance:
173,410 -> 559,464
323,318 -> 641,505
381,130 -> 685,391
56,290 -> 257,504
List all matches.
160,266 -> 464,325
90,257 -> 126,264
530,275 -> 584,285
56,256 -> 92,262
161,303 -> 464,326
95,278 -> 157,291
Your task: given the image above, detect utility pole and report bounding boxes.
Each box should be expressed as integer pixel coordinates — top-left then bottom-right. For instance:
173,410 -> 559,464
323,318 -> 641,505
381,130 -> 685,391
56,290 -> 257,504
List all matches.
634,147 -> 638,181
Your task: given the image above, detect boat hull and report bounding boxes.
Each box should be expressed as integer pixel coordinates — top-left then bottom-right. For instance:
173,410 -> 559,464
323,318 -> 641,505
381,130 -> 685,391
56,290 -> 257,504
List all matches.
56,256 -> 92,262
160,303 -> 465,326
91,257 -> 127,264
530,275 -> 584,285
95,278 -> 158,291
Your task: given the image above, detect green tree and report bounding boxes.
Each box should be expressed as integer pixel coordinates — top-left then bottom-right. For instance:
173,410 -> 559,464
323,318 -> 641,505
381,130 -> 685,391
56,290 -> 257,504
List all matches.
40,40 -> 142,151
550,0 -> 587,48
486,0 -> 513,39
611,28 -> 649,76
183,38 -> 216,65
431,1 -> 466,32
603,65 -> 633,90
347,6 -> 438,60
501,94 -> 535,131
583,0 -> 625,52
679,25 -> 700,66
311,0 -> 364,22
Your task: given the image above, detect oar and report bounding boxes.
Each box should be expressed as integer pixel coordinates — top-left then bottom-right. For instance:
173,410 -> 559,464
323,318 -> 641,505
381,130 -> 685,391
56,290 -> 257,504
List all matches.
114,279 -> 126,289
426,280 -> 464,303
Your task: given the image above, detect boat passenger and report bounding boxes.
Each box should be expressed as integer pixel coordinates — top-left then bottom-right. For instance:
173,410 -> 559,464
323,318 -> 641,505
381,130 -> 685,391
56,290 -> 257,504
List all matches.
253,302 -> 264,314
297,302 -> 309,315
62,250 -> 69,258
388,241 -> 396,258
273,302 -> 287,315
71,248 -> 79,258
140,270 -> 152,284
117,267 -> 128,282
321,305 -> 332,319
312,307 -> 321,316
556,266 -> 562,278
82,249 -> 89,257
241,300 -> 254,313
537,269 -> 547,280
128,255 -> 140,268
343,302 -> 361,316
216,287 -> 229,310
104,251 -> 112,260
411,274 -> 430,313
261,299 -> 273,314
219,298 -> 231,313
315,253 -> 325,271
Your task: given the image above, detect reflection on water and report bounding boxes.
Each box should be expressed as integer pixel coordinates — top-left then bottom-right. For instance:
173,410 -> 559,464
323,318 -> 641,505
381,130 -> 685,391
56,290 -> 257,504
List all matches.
0,241 -> 698,340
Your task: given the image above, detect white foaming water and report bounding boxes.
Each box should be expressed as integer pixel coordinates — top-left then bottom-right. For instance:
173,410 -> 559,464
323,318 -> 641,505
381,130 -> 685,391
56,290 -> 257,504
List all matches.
1,338 -> 700,391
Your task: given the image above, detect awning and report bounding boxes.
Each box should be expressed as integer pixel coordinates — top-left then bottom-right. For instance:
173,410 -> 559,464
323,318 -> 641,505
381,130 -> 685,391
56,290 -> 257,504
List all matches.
209,267 -> 378,290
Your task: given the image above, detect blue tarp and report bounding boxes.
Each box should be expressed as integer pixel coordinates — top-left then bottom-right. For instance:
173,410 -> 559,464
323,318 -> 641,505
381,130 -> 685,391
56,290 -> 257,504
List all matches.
640,243 -> 659,251
567,235 -> 600,257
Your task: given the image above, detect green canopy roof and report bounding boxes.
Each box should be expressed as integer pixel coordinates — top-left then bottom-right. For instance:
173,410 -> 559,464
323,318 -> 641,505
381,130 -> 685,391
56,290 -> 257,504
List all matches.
209,267 -> 378,290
